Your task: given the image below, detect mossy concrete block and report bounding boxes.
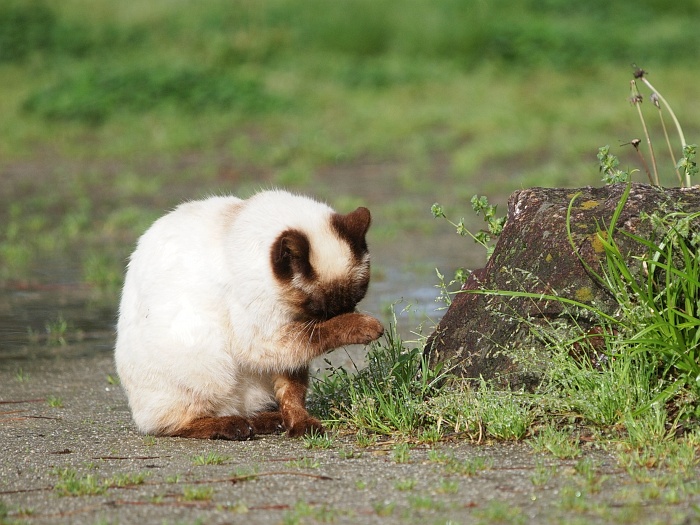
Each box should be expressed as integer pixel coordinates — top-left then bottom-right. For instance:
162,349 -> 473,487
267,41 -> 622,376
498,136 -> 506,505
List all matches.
426,183 -> 700,390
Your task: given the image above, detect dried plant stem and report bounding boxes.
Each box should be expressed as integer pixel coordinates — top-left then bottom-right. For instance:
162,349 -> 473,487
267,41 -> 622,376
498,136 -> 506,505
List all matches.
657,106 -> 682,185
630,80 -> 659,185
630,140 -> 654,185
637,75 -> 690,186
638,76 -> 687,148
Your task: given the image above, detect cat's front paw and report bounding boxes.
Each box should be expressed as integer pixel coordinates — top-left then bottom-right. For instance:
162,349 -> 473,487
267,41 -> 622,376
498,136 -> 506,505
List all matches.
348,314 -> 384,345
210,416 -> 255,441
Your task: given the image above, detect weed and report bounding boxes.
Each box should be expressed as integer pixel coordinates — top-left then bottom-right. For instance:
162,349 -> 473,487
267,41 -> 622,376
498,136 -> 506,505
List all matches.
192,452 -> 229,466
574,458 -> 607,493
429,450 -> 491,476
46,396 -> 64,408
45,315 -> 68,346
14,368 -> 29,383
432,195 -> 506,269
474,500 -> 525,524
52,468 -> 105,497
624,405 -> 671,449
310,309 -> 446,436
416,426 -> 443,444
558,485 -> 590,512
678,144 -> 698,185
14,506 -> 35,518
578,200 -> 700,410
231,465 -> 259,479
142,435 -> 156,446
103,472 -> 149,488
664,441 -> 700,475
338,448 -> 362,459
437,479 -> 459,494
394,478 -> 416,491
282,501 -> 345,524
354,431 -> 377,448
392,442 -> 411,464
106,374 -> 119,385
445,456 -> 492,477
421,384 -> 481,438
630,68 -> 697,187
477,386 -> 532,440
303,430 -> 334,449
285,457 -> 320,469
529,425 -> 580,459
181,486 -> 214,502
407,495 -> 443,511
531,460 -> 557,487
372,500 -> 395,517
597,145 -> 633,184
427,449 -> 450,463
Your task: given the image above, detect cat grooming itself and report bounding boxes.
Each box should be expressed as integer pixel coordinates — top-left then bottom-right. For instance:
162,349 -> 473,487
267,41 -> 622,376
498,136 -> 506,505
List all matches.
115,190 -> 383,439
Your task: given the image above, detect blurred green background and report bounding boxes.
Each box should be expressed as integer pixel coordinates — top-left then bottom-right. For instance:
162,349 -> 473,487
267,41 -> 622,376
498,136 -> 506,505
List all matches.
1,0 -> 699,309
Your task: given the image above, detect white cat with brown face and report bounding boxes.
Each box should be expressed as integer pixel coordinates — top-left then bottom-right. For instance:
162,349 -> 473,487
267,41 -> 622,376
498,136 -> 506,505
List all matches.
115,189 -> 383,440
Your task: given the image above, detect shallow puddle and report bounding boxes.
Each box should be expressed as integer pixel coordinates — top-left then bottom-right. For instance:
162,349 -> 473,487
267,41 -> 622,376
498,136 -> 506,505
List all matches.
0,163 -> 494,370
0,222 -> 481,373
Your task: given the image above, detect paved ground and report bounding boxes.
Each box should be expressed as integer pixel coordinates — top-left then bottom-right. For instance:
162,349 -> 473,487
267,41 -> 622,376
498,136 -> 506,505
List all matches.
2,341 -> 700,525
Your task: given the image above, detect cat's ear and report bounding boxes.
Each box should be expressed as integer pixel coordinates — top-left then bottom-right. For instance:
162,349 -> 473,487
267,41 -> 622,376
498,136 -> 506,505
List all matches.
271,229 -> 313,281
331,207 -> 371,259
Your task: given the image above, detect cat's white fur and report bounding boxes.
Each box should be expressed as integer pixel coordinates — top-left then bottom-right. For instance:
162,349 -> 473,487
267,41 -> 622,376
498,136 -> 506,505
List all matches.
115,190 -> 368,435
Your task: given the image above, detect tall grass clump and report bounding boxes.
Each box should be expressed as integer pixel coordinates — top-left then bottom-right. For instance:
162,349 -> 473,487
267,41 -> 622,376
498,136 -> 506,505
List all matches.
310,309 -> 446,436
593,206 -> 700,410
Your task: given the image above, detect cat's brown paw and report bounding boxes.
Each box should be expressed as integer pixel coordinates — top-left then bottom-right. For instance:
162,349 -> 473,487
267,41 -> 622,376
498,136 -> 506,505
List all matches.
249,411 -> 285,435
348,314 -> 384,345
209,416 -> 255,440
286,416 -> 324,438
174,416 -> 254,440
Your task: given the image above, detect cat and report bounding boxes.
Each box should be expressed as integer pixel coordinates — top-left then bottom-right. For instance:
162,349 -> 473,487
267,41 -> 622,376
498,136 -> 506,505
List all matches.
115,189 -> 384,440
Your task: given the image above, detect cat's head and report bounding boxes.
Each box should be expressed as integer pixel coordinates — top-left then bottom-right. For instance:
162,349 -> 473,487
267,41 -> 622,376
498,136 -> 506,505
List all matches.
271,206 -> 372,321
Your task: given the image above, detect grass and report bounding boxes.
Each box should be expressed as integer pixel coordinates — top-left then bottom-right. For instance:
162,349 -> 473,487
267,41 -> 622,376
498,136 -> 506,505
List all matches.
285,457 -> 320,470
282,501 -> 346,525
529,425 -> 581,459
310,309 -> 447,435
426,449 -> 492,477
44,316 -> 68,346
2,1 -> 700,292
14,368 -> 29,383
51,468 -> 151,497
309,183 -> 700,494
46,395 -> 64,408
302,430 -> 334,450
181,486 -> 214,502
392,442 -> 411,463
3,3 -> 700,518
52,468 -> 105,497
192,452 -> 230,466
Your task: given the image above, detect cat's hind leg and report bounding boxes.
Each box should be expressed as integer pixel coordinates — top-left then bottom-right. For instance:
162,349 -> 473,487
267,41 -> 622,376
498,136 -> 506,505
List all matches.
274,368 -> 324,438
171,416 -> 254,440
